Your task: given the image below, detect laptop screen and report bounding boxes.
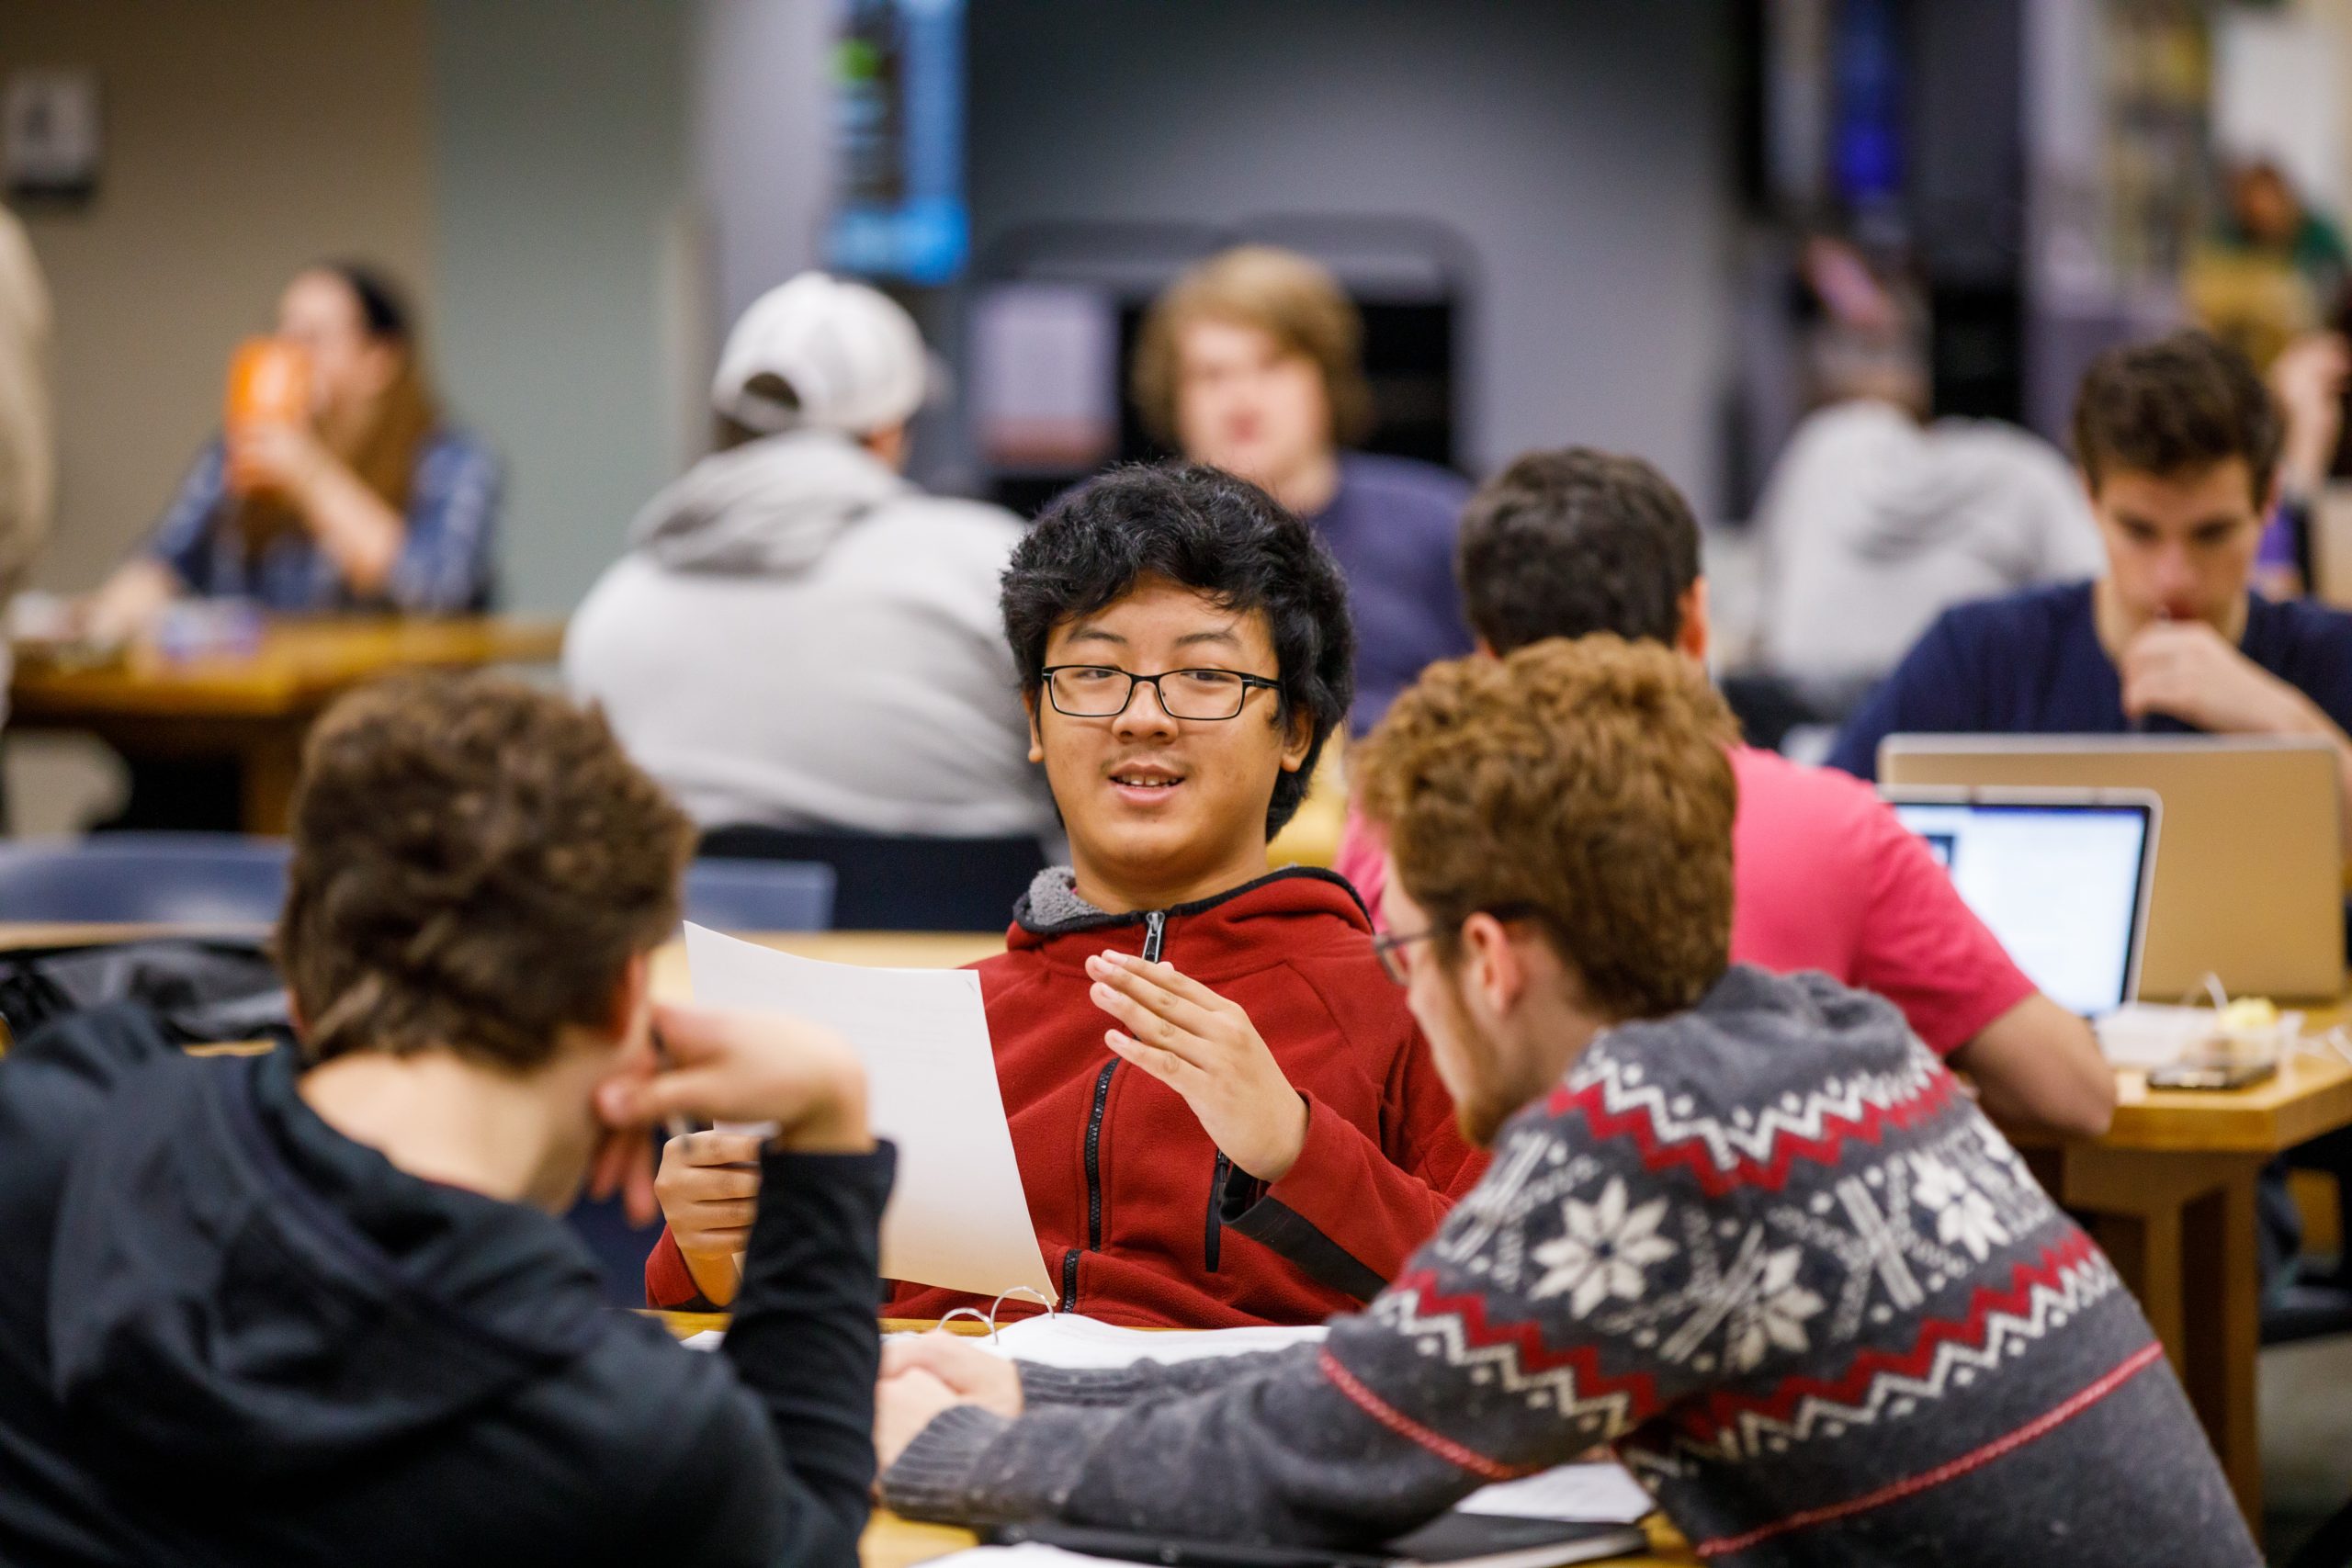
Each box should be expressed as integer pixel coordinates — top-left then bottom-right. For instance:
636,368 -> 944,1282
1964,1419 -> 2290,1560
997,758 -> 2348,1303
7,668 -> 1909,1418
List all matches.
1887,799 -> 2154,1017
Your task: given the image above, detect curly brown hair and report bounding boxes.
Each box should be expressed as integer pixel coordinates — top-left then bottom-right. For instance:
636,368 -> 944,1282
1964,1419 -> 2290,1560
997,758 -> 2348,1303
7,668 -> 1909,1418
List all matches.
1353,637 -> 1739,1021
2072,330 -> 2281,505
277,671 -> 695,1069
1132,246 -> 1374,449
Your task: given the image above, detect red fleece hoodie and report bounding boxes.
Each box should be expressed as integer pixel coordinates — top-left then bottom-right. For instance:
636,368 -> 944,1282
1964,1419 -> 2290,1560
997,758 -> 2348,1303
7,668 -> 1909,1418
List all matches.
648,867 -> 1487,1327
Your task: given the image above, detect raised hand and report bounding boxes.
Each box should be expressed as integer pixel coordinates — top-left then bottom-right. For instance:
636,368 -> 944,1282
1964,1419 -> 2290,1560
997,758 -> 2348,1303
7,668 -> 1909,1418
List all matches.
1086,949 -> 1308,1182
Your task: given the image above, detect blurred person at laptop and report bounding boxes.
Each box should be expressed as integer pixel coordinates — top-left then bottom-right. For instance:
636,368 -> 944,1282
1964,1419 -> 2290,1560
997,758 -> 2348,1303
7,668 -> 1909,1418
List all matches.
870,638 -> 2258,1568
82,262 -> 500,637
1135,245 -> 1473,732
1828,331 -> 2352,850
0,672 -> 891,1567
646,463 -> 1486,1328
1335,448 -> 2113,1137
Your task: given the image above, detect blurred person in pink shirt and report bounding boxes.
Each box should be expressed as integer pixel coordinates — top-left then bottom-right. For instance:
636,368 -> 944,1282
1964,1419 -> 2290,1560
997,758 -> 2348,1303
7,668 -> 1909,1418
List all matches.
1335,447 -> 2115,1137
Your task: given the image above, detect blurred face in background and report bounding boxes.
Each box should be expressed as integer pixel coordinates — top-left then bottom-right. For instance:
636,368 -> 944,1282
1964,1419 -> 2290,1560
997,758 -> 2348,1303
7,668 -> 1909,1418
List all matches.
2231,166 -> 2301,248
1171,317 -> 1334,498
2091,457 -> 2266,639
277,269 -> 401,431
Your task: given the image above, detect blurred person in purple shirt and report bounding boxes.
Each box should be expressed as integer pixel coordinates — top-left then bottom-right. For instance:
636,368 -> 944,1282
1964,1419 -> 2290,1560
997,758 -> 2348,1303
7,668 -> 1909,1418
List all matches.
1133,247 -> 1472,732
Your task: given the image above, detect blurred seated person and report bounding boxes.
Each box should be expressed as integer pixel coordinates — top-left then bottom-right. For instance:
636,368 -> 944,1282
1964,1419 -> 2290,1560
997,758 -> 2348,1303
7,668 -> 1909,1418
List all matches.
1828,332 -> 2352,852
566,273 -> 1054,847
83,262 -> 500,640
0,203 -> 52,732
2252,329 -> 2351,599
1134,246 -> 1472,732
2189,160 -> 2349,369
1338,447 -> 2113,1137
1756,333 -> 2104,706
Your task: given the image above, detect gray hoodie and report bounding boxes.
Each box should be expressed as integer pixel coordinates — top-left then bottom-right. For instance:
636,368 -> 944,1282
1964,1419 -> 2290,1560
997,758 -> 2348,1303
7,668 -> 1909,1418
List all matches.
566,430 -> 1056,840
1757,400 -> 2106,691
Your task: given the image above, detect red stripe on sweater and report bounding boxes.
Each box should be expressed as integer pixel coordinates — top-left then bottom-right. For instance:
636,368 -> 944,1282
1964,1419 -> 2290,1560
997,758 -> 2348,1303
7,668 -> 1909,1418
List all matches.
1679,1229 -> 2102,1442
1547,1068 -> 1956,1197
1691,1339 -> 2166,1560
1386,1270 -> 1665,1424
1317,1347 -> 1540,1483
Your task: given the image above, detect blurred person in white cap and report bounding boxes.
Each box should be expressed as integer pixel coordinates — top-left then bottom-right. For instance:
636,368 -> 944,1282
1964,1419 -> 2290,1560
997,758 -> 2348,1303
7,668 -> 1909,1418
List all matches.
566,272 -> 1056,858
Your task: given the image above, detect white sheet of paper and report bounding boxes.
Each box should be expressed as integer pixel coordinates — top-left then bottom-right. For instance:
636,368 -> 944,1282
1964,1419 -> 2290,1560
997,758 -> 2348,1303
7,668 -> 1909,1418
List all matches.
919,1548 -> 1100,1568
684,924 -> 1056,1301
983,1312 -> 1327,1369
1455,1462 -> 1652,1525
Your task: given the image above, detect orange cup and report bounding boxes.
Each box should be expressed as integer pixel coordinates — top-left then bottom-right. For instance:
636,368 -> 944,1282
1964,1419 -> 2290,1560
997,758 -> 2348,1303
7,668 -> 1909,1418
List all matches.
223,336 -> 311,494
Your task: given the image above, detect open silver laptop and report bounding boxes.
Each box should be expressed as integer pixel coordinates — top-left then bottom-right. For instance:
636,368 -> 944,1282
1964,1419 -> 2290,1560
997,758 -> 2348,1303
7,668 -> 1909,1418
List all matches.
1879,734 -> 2344,1001
1880,786 -> 2159,1018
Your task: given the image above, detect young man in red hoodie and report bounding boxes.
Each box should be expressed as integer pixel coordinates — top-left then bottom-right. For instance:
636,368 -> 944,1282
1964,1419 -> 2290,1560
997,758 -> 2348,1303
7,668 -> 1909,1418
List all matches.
648,463 -> 1486,1327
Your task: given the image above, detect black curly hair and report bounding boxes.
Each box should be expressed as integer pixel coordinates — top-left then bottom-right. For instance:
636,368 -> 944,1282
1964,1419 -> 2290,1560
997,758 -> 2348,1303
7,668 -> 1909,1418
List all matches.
1001,462 -> 1354,839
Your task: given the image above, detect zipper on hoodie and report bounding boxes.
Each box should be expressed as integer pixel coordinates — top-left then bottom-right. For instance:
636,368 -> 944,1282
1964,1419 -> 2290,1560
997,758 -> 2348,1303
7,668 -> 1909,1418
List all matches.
1066,1057 -> 1115,1313
1064,910 -> 1170,1311
1205,1152 -> 1229,1271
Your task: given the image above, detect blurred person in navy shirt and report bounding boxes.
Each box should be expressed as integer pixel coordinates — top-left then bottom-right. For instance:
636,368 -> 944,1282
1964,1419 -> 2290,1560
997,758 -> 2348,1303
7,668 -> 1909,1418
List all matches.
1829,331 -> 2352,850
1133,246 -> 1471,732
1830,332 -> 2352,1291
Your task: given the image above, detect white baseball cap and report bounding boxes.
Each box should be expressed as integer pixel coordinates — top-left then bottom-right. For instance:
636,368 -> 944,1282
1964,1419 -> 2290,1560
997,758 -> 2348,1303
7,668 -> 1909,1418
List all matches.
711,272 -> 933,436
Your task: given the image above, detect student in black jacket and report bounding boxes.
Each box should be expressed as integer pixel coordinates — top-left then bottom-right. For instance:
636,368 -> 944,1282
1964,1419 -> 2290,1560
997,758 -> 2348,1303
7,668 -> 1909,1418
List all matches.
0,671 -> 888,1568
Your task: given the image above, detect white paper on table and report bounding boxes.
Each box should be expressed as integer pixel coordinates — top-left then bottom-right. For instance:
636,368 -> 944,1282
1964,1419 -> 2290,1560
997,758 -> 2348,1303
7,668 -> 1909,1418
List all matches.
1454,1461 -> 1652,1525
919,1548 -> 1102,1568
684,924 -> 1056,1301
982,1312 -> 1327,1369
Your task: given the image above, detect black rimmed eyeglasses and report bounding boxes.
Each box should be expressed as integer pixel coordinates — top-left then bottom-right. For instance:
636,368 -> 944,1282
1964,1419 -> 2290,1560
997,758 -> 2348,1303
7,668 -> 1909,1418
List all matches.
1040,664 -> 1283,721
1371,903 -> 1547,986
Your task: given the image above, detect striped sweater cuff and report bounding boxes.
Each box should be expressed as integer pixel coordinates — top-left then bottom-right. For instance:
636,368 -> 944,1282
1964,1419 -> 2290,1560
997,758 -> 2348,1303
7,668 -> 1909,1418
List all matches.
879,1404 -> 1017,1522
1016,1361 -> 1169,1406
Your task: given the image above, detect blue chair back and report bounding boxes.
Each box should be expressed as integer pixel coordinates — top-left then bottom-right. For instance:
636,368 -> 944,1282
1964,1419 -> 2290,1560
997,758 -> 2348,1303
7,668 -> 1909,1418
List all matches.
680,857 -> 835,933
696,826 -> 1041,931
0,834 -> 291,924
0,839 -> 839,935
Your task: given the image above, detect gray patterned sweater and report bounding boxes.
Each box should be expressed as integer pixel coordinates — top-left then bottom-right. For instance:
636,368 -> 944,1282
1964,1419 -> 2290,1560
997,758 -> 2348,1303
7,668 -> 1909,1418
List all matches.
883,966 -> 2257,1565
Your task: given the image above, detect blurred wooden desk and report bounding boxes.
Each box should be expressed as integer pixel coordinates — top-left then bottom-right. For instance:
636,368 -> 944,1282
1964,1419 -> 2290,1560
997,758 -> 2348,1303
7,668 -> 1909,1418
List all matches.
6,616 -> 565,832
2012,1000 -> 2352,1528
648,931 -> 1005,998
653,1314 -> 1696,1567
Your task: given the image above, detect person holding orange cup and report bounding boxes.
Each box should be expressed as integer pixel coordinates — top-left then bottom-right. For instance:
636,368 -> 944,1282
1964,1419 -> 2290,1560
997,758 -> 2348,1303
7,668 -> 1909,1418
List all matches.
83,263 -> 501,641
222,335 -> 312,497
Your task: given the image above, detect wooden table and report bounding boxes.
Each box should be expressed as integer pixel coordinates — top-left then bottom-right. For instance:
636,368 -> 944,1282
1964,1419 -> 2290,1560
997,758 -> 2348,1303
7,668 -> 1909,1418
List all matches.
654,1314 -> 1698,1568
7,616 -> 565,832
647,931 -> 1006,996
2013,1020 -> 2352,1527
